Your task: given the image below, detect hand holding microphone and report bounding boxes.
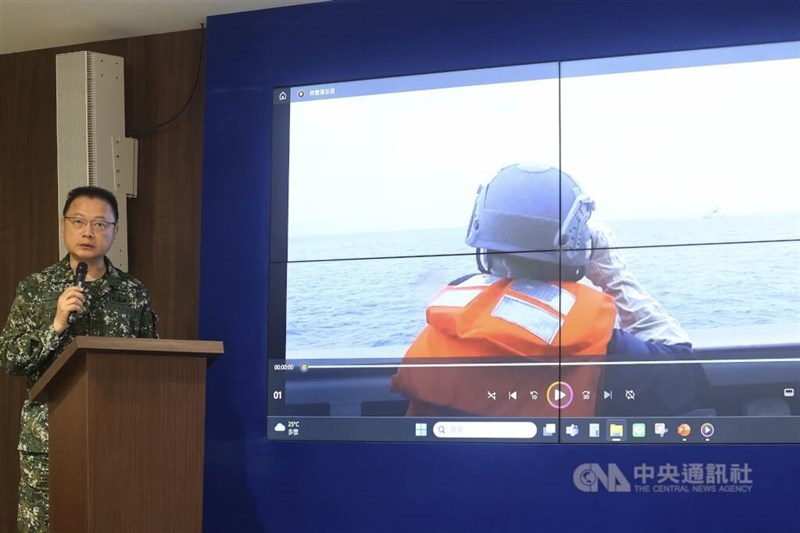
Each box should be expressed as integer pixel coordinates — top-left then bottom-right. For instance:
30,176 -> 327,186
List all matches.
53,262 -> 88,335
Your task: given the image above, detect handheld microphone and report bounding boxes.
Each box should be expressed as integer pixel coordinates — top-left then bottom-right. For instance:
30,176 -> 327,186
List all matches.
68,262 -> 88,326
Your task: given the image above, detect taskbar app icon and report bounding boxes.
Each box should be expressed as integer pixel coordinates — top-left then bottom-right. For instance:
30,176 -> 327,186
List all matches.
607,419 -> 626,442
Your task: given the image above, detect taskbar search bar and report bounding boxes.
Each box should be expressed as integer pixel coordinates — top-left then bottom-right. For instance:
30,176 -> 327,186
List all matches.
433,421 -> 537,439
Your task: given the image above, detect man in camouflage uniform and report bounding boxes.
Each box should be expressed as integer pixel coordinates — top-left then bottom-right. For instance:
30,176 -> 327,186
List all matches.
0,186 -> 157,533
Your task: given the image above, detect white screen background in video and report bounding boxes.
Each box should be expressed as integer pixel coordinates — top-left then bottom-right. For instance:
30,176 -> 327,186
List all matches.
283,48 -> 800,360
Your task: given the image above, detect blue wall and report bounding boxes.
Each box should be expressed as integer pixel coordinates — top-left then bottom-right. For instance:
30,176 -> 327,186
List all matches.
199,2 -> 800,531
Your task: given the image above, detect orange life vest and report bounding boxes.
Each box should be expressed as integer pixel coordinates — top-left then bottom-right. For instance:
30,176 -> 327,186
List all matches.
390,274 -> 616,416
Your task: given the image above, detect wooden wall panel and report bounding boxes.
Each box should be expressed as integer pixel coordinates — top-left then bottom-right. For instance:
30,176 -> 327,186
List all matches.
0,28 -> 205,532
0,374 -> 25,532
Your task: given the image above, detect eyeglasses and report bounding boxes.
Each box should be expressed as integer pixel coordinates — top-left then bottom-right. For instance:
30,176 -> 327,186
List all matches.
64,217 -> 117,232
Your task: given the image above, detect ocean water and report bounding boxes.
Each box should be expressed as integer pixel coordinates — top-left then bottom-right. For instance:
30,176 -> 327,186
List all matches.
285,215 -> 800,352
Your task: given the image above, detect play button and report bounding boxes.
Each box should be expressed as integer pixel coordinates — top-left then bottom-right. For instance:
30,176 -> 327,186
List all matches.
546,381 -> 574,409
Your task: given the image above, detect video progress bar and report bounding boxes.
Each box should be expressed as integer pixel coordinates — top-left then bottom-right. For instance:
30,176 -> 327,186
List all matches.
305,357 -> 800,370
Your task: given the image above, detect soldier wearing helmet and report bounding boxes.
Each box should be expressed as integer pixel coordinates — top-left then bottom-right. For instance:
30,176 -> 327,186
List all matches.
391,163 -> 706,418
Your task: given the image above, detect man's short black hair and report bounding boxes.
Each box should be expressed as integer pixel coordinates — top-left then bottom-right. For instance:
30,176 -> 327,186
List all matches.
62,186 -> 119,222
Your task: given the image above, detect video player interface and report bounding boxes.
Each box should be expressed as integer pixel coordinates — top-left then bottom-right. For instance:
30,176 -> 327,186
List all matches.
267,41 -> 800,444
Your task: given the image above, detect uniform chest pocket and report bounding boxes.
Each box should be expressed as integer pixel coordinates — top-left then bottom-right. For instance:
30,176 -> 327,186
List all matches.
91,296 -> 139,337
37,293 -> 61,324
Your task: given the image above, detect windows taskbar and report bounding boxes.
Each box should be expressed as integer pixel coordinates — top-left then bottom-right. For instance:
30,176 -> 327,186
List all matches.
266,416 -> 800,444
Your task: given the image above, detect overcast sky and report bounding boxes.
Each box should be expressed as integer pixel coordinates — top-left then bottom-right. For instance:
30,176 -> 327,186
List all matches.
287,53 -> 799,238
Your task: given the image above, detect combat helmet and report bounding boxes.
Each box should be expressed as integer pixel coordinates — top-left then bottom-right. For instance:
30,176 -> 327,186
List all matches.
465,162 -> 595,281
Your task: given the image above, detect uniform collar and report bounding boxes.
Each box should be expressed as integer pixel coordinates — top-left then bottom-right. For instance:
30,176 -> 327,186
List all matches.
57,255 -> 125,292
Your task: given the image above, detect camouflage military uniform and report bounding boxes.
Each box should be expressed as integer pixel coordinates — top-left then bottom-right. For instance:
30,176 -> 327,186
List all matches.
0,256 -> 158,533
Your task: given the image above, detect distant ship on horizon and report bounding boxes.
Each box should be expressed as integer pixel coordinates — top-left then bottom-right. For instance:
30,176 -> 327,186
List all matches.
703,205 -> 724,218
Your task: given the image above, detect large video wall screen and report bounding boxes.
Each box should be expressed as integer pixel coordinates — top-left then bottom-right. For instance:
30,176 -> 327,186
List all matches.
267,41 -> 800,444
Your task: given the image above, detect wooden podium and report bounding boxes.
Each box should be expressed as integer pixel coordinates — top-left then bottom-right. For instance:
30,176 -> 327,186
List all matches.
29,336 -> 223,533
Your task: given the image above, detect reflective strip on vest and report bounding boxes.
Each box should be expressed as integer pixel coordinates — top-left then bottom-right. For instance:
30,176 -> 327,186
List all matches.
491,295 -> 563,345
429,288 -> 483,308
509,279 -> 576,315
